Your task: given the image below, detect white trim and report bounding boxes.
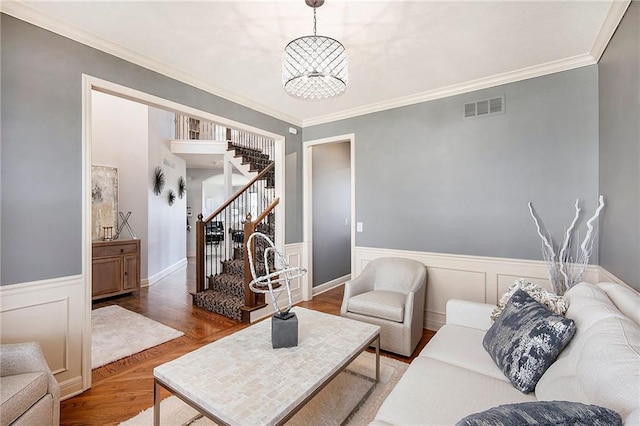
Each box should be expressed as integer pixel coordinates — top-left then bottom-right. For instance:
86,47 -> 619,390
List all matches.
302,134 -> 356,302
312,274 -> 351,296
0,274 -> 83,294
302,54 -> 596,127
598,266 -> 632,287
86,76 -> 286,142
590,0 -> 632,62
81,74 -> 92,393
353,246 -> 602,331
2,1 -> 623,128
0,1 -> 302,127
141,258 -> 188,287
59,376 -> 84,401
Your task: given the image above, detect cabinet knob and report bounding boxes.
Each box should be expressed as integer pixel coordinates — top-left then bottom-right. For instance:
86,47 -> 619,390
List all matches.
120,248 -> 124,253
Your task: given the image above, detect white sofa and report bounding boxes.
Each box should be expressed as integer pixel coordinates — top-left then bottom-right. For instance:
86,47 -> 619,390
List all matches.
372,281 -> 640,425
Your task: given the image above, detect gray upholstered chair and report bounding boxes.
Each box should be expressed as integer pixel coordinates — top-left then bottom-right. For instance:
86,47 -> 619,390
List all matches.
341,257 -> 427,357
0,342 -> 60,426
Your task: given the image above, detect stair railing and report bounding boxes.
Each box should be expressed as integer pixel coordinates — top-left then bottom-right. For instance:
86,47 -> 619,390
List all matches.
196,162 -> 276,294
242,198 -> 280,316
174,113 -> 275,163
229,129 -> 275,162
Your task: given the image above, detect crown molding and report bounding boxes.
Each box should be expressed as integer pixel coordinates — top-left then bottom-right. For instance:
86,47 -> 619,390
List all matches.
302,54 -> 596,127
590,0 -> 632,62
0,1 -> 303,127
2,0 -> 627,130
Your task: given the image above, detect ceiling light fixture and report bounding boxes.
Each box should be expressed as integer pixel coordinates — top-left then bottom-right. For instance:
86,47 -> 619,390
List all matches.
282,0 -> 348,100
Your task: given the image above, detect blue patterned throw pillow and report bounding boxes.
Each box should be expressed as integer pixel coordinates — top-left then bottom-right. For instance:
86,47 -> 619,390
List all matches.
456,401 -> 622,426
483,289 -> 576,393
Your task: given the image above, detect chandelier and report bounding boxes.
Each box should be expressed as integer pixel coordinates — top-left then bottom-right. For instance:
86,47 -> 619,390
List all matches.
282,0 -> 348,100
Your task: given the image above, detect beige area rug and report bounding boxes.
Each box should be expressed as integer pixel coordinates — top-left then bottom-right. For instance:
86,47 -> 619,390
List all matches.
120,351 -> 408,425
92,305 -> 184,369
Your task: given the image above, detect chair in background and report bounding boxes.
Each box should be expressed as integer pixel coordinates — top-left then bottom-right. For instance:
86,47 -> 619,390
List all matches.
340,257 -> 427,357
0,342 -> 60,425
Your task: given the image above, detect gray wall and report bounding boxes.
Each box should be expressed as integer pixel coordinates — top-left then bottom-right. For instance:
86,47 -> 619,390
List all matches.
0,14 -> 302,285
598,1 -> 640,290
312,142 -> 351,286
304,67 -> 600,262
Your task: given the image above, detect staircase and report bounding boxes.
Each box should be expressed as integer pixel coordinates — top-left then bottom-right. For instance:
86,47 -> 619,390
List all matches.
192,139 -> 278,323
192,219 -> 274,321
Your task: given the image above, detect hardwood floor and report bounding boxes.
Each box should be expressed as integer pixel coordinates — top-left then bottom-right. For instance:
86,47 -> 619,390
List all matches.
62,260 -> 434,425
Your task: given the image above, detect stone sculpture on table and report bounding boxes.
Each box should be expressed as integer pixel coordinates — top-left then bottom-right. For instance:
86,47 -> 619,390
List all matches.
247,232 -> 307,348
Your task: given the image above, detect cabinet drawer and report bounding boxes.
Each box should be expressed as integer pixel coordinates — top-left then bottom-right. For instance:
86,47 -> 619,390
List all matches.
93,242 -> 138,257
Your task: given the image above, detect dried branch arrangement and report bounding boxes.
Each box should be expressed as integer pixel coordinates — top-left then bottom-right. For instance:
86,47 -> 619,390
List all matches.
528,195 -> 605,295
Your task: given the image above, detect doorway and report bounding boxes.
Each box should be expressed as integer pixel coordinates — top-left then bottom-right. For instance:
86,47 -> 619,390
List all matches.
82,75 -> 286,392
303,134 -> 355,299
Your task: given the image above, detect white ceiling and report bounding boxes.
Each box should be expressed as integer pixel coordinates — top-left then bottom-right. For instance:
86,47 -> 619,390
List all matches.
6,1 -> 623,126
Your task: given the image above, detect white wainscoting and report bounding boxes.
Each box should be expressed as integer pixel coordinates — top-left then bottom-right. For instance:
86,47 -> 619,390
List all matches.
0,275 -> 86,399
249,242 -> 305,322
354,247 -> 600,331
599,267 -> 628,286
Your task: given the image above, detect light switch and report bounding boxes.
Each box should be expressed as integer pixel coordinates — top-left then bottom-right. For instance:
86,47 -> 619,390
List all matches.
344,218 -> 349,226
356,222 -> 363,232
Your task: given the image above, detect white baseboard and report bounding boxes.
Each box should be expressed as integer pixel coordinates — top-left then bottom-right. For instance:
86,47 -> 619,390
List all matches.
142,258 -> 188,287
354,246 -> 602,331
59,376 -> 84,401
312,274 -> 350,296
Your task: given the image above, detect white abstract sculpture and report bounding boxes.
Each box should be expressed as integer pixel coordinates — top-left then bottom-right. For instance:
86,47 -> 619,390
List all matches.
528,195 -> 605,295
247,232 -> 307,348
246,232 -> 307,317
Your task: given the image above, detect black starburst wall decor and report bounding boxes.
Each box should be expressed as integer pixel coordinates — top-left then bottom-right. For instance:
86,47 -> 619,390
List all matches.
153,166 -> 165,196
168,189 -> 176,206
178,176 -> 186,199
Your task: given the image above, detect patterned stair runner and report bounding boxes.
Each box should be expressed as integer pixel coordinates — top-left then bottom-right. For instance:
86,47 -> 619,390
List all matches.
192,260 -> 245,321
193,140 -> 275,321
193,253 -> 270,321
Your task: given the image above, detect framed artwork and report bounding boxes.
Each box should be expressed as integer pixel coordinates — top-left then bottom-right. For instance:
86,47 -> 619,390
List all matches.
91,165 -> 118,240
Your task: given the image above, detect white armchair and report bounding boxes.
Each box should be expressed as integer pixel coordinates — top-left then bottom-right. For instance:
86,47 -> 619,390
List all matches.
341,257 -> 427,357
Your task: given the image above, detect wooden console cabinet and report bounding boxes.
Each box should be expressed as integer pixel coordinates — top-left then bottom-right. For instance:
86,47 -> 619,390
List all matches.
92,239 -> 141,300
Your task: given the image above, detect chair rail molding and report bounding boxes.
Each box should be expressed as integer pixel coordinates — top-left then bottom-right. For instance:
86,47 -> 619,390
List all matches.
354,246 -> 602,331
598,266 -> 634,289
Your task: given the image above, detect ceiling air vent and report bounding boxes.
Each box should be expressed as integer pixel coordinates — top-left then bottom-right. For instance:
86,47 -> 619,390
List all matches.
463,96 -> 505,120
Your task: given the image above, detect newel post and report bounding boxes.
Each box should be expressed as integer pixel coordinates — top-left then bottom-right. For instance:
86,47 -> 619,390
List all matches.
243,213 -> 256,308
196,214 -> 205,293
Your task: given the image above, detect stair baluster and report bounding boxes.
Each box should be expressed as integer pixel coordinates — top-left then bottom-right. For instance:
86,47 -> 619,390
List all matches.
193,139 -> 278,322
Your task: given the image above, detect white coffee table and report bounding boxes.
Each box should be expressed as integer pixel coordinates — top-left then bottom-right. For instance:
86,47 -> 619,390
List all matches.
153,307 -> 381,426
